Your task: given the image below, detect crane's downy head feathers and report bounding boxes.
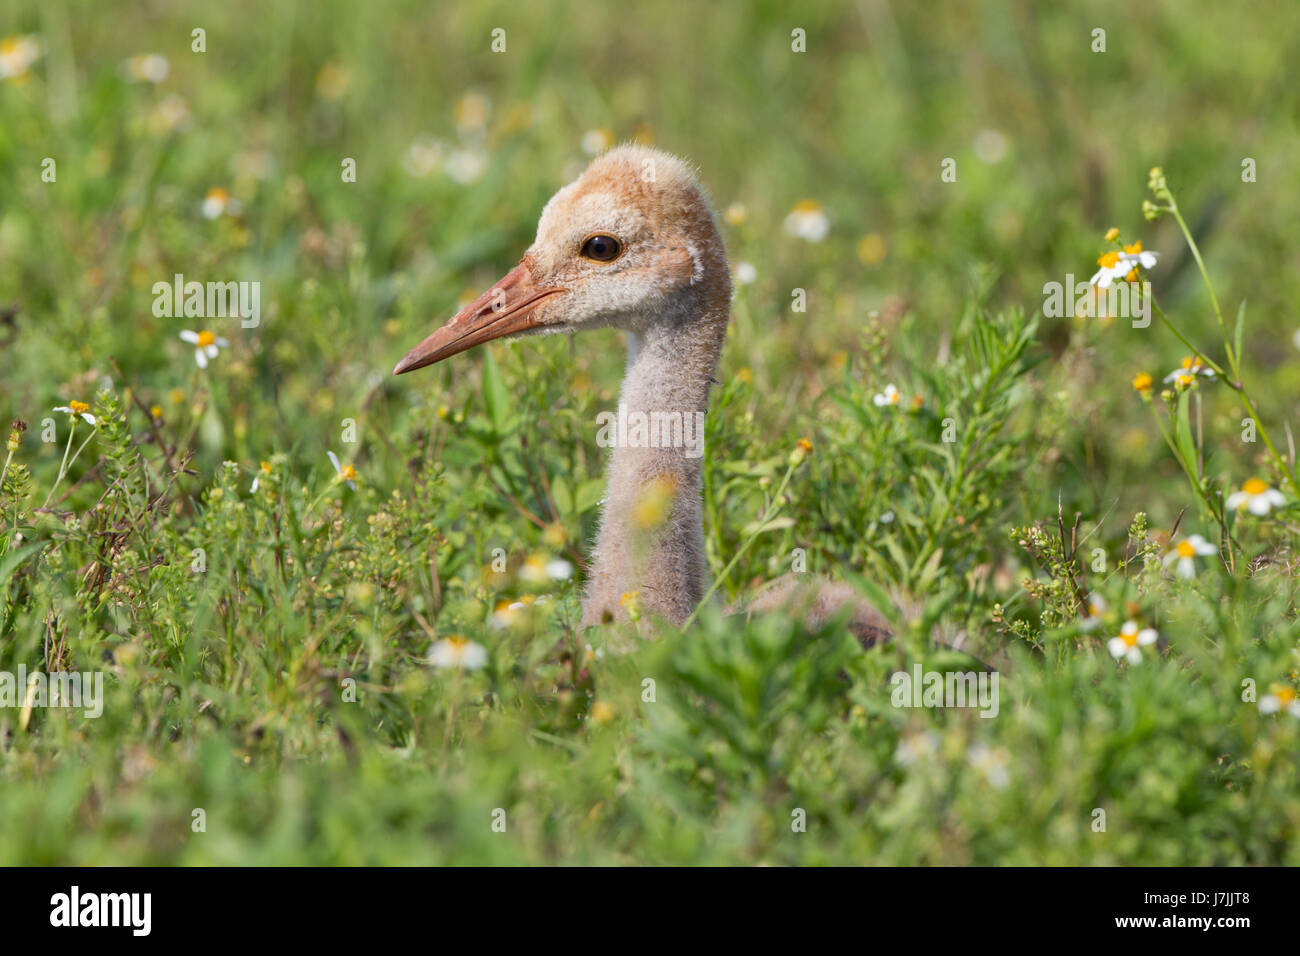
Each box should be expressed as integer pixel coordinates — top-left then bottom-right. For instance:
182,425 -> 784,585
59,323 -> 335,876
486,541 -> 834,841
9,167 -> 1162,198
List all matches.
394,145 -> 729,375
526,145 -> 729,327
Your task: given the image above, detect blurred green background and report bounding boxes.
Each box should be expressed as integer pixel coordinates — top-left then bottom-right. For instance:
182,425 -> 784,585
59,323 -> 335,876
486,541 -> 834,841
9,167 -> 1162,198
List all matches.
0,1 -> 1298,864
3,0 -> 1298,520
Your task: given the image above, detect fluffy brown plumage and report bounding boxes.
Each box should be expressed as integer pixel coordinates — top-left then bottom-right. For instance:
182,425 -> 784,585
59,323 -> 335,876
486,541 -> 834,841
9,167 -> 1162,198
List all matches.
395,145 -> 890,644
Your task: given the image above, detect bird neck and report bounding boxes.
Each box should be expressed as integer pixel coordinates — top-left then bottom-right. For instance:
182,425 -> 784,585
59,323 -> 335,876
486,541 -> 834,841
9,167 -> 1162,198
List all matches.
580,302 -> 730,628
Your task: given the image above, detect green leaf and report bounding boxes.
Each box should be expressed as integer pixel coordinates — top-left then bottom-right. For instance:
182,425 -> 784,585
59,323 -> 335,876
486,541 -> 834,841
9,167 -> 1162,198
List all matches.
881,534 -> 911,579
1233,299 -> 1246,370
916,546 -> 946,592
0,543 -> 45,631
924,648 -> 991,673
481,350 -> 510,435
719,460 -> 779,477
841,569 -> 900,628
739,515 -> 795,536
550,475 -> 573,516
575,478 -> 606,514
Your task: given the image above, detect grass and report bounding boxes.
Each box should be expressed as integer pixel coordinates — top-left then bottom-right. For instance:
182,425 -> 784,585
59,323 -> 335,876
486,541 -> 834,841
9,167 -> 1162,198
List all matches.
1,0 -> 1298,864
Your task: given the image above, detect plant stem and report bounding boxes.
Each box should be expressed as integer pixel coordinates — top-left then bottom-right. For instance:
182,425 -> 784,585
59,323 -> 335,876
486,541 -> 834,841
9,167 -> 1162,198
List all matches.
684,461 -> 796,629
1149,298 -> 1227,380
1152,194 -> 1297,495
1167,201 -> 1236,373
1146,400 -> 1216,527
42,421 -> 77,508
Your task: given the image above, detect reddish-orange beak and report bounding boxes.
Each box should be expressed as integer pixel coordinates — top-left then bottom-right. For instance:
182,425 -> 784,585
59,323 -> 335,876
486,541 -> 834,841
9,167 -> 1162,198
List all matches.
393,260 -> 565,375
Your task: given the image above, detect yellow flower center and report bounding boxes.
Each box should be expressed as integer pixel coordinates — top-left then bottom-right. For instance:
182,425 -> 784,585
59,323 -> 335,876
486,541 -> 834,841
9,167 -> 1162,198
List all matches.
1105,227 -> 1119,242
793,199 -> 821,214
0,38 -> 18,55
446,635 -> 468,649
1097,251 -> 1120,268
620,591 -> 639,607
1132,373 -> 1152,392
1123,241 -> 1143,254
259,461 -> 272,473
796,438 -> 813,454
68,400 -> 90,414
338,464 -> 357,481
1120,626 -> 1139,647
1176,540 -> 1196,558
197,330 -> 216,347
206,187 -> 229,203
1276,687 -> 1297,706
1175,374 -> 1194,389
1242,478 -> 1268,496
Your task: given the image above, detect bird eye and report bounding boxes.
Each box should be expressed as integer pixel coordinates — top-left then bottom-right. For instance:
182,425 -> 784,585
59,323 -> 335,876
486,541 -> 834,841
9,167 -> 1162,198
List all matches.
581,234 -> 622,262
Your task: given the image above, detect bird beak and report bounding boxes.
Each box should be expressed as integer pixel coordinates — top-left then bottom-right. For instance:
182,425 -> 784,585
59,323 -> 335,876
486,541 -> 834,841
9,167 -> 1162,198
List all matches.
393,260 -> 565,375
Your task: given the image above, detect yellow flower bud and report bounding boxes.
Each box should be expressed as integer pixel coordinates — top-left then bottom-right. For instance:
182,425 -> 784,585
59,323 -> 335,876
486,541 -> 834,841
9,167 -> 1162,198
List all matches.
620,590 -> 641,623
788,437 -> 813,469
7,419 -> 26,453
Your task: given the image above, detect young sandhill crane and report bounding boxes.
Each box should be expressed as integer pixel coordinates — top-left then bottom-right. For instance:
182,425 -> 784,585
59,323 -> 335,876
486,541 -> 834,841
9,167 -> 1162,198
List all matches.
394,145 -> 890,645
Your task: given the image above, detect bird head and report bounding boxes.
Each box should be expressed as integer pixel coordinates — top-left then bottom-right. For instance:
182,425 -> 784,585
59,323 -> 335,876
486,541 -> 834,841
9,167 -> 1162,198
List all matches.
393,145 -> 729,376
